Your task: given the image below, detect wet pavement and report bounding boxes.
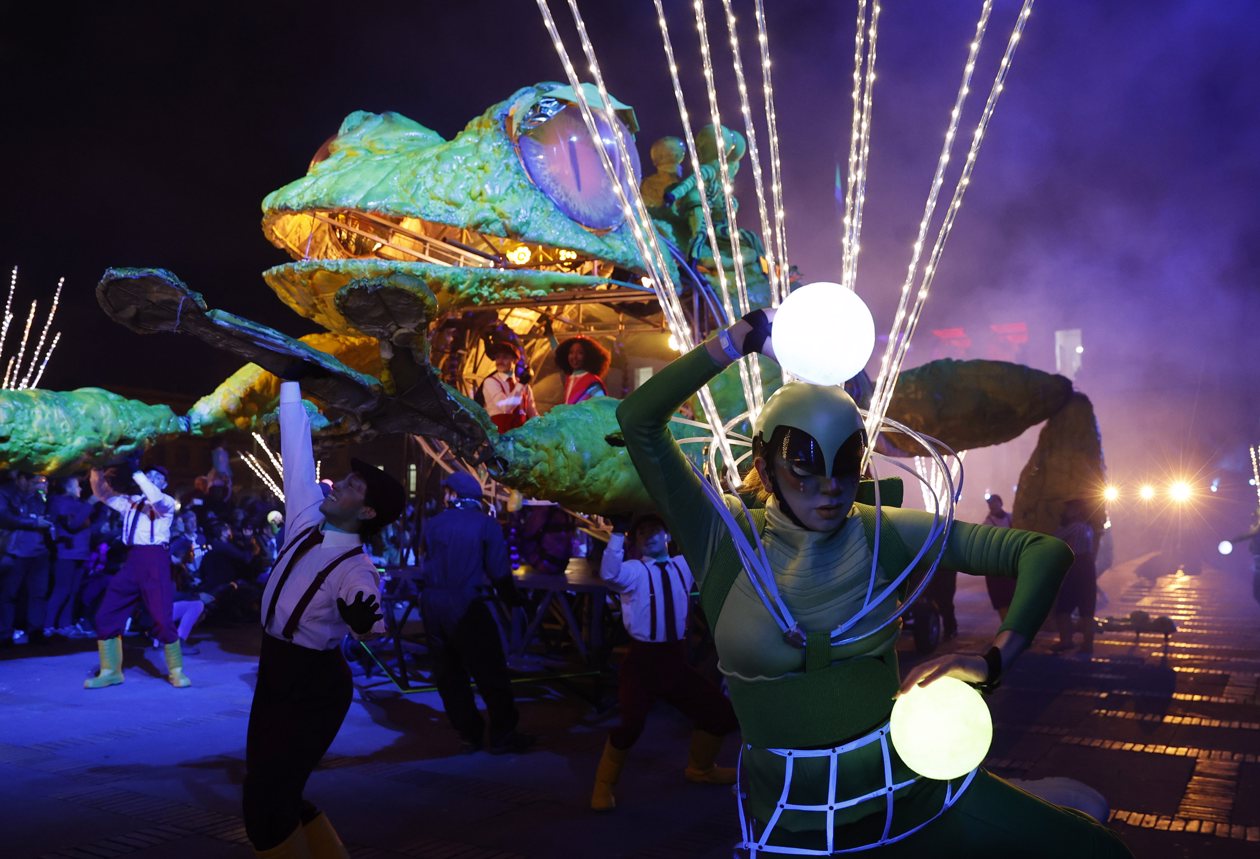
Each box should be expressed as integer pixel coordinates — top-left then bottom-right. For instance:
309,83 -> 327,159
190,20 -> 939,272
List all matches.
1,551 -> 1256,858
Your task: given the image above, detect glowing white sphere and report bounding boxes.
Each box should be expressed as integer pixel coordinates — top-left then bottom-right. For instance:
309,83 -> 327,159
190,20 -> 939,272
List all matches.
890,676 -> 992,780
1218,540 -> 1234,556
770,282 -> 876,386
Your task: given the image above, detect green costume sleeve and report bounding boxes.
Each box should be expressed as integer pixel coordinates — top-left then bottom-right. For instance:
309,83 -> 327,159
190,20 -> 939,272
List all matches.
886,507 -> 1071,639
615,343 -> 729,584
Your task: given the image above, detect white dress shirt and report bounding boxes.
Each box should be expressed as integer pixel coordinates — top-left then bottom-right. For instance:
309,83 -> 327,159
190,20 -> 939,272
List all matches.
103,472 -> 176,546
600,533 -> 694,643
258,382 -> 385,651
480,372 -> 536,420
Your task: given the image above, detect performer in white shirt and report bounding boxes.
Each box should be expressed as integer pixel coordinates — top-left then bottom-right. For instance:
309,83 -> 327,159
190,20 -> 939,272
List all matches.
479,342 -> 537,433
589,514 -> 738,811
243,380 -> 404,859
86,464 -> 188,689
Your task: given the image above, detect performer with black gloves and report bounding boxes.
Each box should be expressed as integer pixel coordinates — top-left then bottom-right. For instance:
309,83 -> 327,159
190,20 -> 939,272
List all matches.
243,379 -> 404,859
86,464 -> 188,688
422,471 -> 534,755
590,513 -> 739,811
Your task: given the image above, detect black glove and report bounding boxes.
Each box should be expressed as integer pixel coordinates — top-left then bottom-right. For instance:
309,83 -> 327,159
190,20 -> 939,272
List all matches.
608,513 -> 634,534
337,591 -> 383,635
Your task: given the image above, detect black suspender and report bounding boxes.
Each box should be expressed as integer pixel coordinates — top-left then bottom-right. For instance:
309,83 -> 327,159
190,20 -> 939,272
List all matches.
263,525 -> 322,630
282,546 -> 365,640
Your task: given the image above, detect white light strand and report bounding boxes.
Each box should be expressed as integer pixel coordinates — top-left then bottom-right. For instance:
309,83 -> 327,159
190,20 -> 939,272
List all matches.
653,0 -> 764,419
0,267 -> 16,365
28,331 -> 60,390
1251,445 -> 1260,507
840,0 -> 870,292
253,431 -> 285,475
537,0 -> 742,485
6,299 -> 38,390
752,0 -> 790,306
864,0 -> 1032,457
688,0 -> 766,417
690,0 -> 753,319
844,2 -> 881,293
18,277 -> 62,390
865,1 -> 992,447
718,0 -> 780,302
241,452 -> 284,502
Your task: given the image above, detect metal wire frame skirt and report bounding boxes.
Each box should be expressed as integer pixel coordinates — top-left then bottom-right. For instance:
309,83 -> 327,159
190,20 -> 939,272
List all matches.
735,722 -> 977,856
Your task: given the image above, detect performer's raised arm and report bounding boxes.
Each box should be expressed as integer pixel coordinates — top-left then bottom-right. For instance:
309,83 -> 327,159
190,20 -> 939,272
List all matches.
278,381 -> 322,527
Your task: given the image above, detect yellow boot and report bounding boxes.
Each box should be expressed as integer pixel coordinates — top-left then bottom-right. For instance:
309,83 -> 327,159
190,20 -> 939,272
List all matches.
684,730 -> 737,785
84,637 -> 124,689
254,824 -> 312,858
590,738 -> 628,811
302,812 -> 350,859
163,641 -> 192,688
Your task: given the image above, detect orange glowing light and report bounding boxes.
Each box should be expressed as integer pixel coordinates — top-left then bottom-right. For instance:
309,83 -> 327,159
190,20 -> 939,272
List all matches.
1168,481 -> 1192,503
1138,485 -> 1156,501
1102,485 -> 1119,503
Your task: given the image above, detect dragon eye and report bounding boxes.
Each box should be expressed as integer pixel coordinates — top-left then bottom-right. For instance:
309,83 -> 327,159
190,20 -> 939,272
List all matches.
515,101 -> 641,232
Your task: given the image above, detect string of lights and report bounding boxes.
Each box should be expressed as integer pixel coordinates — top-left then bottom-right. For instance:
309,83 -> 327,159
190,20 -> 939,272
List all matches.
1251,445 -> 1260,507
864,0 -> 1033,460
18,277 -> 63,390
538,0 -> 743,485
689,0 -> 766,416
841,0 -> 881,295
241,451 -> 284,502
651,0 -> 764,419
752,0 -> 790,306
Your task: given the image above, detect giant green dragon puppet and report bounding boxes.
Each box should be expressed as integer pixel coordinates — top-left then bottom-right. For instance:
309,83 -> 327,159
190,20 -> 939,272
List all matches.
0,83 -> 1103,534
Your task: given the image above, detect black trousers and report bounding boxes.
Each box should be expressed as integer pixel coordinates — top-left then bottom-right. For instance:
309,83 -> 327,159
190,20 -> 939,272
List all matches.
425,599 -> 518,745
243,633 -> 352,850
611,639 -> 738,750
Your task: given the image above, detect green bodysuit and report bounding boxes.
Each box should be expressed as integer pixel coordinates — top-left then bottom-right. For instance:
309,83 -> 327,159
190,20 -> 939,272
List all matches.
617,344 -> 1132,857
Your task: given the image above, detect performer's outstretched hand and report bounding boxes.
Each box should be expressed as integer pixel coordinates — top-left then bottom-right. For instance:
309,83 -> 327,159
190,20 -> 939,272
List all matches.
337,591 -> 383,635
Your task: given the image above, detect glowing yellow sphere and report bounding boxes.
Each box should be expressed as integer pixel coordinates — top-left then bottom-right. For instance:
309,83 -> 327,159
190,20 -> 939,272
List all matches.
1102,485 -> 1119,503
1168,481 -> 1192,503
890,676 -> 992,780
770,282 -> 875,386
1138,484 -> 1156,501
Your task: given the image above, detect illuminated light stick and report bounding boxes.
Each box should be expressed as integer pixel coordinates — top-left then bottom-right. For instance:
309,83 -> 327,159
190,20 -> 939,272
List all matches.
688,0 -> 766,414
864,1 -> 1032,461
18,277 -> 62,390
537,0 -> 742,485
0,266 -> 16,366
1251,445 -> 1260,507
6,299 -> 37,390
752,0 -> 790,305
890,676 -> 993,779
841,1 -> 881,294
253,431 -> 284,476
241,451 -> 284,503
27,330 -> 61,390
652,0 -> 764,418
864,1 -> 994,445
717,0 -> 782,306
915,448 -> 967,511
839,0 -> 868,288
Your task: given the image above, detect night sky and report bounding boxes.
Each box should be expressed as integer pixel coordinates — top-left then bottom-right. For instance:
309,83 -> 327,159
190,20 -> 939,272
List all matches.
2,1 -> 1258,546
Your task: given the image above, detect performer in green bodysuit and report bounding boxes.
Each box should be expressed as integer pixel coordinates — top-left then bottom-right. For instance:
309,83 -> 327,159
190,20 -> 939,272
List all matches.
616,309 -> 1131,856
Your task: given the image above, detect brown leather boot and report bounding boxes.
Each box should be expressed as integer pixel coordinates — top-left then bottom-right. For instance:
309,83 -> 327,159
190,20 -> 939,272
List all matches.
684,730 -> 736,785
590,738 -> 628,811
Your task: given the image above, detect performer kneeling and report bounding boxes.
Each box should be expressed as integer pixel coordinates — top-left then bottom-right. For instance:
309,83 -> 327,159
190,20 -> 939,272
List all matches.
86,464 -> 188,689
591,513 -> 739,810
242,379 -> 404,858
